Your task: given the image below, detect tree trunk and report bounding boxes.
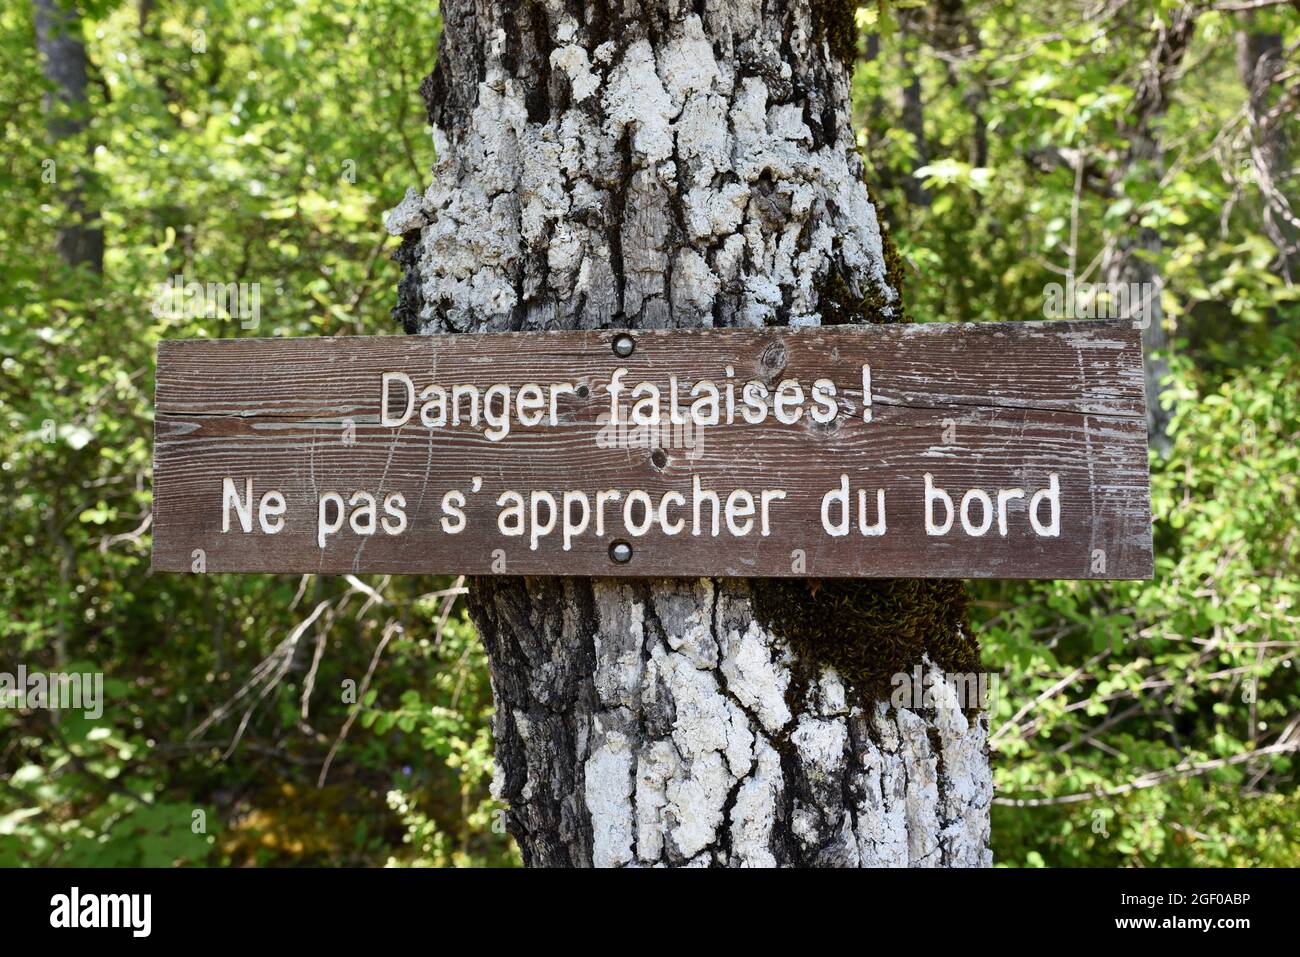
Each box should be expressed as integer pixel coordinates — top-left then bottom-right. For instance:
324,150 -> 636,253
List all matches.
898,8 -> 931,208
1102,7 -> 1199,455
33,0 -> 103,273
389,0 -> 990,868
1237,16 -> 1297,283
1105,147 -> 1173,455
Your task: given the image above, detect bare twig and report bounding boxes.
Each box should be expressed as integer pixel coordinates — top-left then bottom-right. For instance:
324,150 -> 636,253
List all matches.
994,741 -> 1300,806
317,619 -> 401,787
189,598 -> 333,746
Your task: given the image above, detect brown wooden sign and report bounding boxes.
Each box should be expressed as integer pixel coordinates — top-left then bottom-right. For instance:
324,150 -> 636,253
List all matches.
152,319 -> 1153,579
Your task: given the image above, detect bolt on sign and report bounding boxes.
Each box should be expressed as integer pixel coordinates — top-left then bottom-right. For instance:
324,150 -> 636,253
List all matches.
152,319 -> 1153,580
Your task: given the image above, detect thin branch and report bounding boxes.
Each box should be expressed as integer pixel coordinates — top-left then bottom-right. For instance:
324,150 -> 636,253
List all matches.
189,598 -> 332,744
994,741 -> 1300,807
317,619 -> 401,787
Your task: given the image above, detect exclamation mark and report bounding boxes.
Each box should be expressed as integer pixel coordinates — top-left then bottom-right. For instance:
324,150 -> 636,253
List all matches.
862,363 -> 872,423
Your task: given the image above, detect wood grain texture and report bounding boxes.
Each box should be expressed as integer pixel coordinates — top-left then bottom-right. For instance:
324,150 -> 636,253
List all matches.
152,319 -> 1153,579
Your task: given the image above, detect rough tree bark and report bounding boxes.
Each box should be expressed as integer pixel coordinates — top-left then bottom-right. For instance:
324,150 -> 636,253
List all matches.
387,0 -> 991,867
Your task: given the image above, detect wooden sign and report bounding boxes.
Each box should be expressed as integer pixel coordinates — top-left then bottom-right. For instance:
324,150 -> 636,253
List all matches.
152,319 -> 1153,579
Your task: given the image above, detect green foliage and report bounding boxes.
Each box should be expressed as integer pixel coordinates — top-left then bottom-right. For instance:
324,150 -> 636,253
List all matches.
1,0 -> 513,867
1,0 -> 1296,869
982,338 -> 1300,866
362,611 -> 514,867
856,2 -> 1300,865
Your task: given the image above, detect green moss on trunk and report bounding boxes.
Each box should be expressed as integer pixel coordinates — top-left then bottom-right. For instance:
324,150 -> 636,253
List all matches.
810,0 -> 862,68
752,578 -> 977,705
756,178 -> 980,703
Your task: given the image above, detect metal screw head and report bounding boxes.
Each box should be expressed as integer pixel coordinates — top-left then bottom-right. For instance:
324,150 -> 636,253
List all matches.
609,540 -> 633,564
612,334 -> 636,358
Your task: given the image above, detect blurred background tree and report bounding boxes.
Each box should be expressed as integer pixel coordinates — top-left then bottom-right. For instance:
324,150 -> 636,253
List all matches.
1,0 -> 1296,866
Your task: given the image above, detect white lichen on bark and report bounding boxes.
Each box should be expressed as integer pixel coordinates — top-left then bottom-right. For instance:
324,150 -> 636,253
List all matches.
394,0 -> 992,867
386,1 -> 896,333
573,580 -> 993,866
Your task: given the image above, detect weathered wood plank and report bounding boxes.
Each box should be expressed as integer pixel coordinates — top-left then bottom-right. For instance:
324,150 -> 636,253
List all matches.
152,320 -> 1153,579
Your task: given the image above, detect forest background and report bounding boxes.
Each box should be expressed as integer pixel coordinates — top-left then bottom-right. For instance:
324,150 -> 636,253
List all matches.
1,0 -> 1296,866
